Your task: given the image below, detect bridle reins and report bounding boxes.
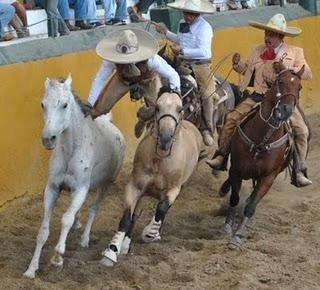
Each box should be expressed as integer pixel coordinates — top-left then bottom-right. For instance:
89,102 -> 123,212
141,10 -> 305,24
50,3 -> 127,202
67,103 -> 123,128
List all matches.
237,68 -> 299,156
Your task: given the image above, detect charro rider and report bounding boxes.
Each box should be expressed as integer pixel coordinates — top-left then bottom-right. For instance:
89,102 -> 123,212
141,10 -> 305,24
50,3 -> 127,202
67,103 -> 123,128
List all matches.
155,0 -> 218,146
89,28 -> 180,138
207,14 -> 313,187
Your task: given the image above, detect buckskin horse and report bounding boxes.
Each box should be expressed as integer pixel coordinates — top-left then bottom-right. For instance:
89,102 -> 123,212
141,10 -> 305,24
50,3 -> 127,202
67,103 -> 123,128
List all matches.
218,61 -> 304,248
100,87 -> 203,266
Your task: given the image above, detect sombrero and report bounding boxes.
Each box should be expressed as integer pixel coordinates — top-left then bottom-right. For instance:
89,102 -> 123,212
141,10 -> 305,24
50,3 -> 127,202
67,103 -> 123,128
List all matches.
249,13 -> 301,37
167,0 -> 216,14
96,28 -> 159,63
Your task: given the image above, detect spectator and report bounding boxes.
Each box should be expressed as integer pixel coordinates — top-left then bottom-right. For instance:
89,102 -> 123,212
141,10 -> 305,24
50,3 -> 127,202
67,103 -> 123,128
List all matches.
0,0 -> 29,37
127,0 -> 155,22
57,0 -> 80,30
43,0 -> 70,36
87,0 -> 102,27
0,2 -> 15,40
69,0 -> 94,29
103,0 -> 127,25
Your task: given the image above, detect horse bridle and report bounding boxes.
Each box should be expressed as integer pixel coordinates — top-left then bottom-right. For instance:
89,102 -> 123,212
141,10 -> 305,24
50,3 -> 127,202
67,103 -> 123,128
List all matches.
259,68 -> 298,129
154,92 -> 182,157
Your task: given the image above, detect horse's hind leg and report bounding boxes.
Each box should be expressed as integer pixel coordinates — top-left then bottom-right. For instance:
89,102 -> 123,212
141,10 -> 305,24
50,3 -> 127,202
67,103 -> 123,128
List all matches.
51,187 -> 88,266
224,173 -> 242,235
101,181 -> 143,267
229,174 -> 275,249
24,184 -> 59,278
142,186 -> 181,242
80,186 -> 109,248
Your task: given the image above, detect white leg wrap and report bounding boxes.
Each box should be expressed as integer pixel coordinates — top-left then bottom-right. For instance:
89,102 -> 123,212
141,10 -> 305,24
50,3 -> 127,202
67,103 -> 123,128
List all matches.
142,216 -> 162,243
101,231 -> 125,264
120,236 -> 131,255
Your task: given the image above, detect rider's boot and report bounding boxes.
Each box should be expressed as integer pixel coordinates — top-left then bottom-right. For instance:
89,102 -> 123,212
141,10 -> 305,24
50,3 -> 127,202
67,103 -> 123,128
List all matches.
293,131 -> 312,187
201,96 -> 215,146
206,133 -> 232,170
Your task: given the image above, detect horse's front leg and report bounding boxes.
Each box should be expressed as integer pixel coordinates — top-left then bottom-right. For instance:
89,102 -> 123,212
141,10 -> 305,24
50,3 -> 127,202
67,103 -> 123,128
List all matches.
23,184 -> 59,278
229,174 -> 276,249
51,186 -> 89,266
80,186 -> 109,248
142,186 -> 181,242
101,181 -> 143,267
224,173 -> 242,235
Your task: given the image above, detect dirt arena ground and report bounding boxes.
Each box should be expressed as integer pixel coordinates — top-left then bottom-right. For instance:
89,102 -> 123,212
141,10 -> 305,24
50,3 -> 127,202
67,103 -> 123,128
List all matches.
0,113 -> 319,290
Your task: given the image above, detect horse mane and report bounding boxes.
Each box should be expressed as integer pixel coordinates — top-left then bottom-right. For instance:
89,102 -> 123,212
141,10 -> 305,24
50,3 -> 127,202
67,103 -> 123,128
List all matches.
157,86 -> 181,100
51,78 -> 93,117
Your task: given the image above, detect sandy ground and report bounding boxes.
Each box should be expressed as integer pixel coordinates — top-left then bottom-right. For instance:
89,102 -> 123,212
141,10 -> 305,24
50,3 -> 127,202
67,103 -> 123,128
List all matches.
0,113 -> 319,290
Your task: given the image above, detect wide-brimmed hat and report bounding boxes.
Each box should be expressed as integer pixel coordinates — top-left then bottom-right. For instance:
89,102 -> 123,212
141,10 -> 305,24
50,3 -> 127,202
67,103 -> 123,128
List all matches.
96,28 -> 159,63
167,0 -> 216,14
249,14 -> 301,37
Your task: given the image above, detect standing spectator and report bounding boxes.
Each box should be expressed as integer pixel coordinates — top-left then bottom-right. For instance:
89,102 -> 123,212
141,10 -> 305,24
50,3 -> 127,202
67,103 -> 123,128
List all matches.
69,0 -> 93,29
127,0 -> 155,22
87,0 -> 102,27
57,0 -> 80,30
103,0 -> 127,25
44,0 -> 70,36
0,2 -> 15,40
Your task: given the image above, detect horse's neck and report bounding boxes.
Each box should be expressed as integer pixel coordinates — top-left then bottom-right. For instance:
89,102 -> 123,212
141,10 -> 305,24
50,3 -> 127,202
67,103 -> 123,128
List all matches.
246,102 -> 283,142
60,100 -> 89,155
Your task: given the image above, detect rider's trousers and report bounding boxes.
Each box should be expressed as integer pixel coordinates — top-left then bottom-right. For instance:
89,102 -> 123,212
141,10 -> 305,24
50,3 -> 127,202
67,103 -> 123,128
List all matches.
192,62 -> 219,134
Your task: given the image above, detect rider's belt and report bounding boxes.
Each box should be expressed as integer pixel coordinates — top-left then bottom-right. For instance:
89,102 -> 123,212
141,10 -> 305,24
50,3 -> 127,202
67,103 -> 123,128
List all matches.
184,59 -> 212,65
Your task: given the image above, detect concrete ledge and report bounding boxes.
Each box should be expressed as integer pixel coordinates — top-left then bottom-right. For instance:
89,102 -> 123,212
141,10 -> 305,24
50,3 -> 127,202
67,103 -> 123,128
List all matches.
0,4 -> 312,66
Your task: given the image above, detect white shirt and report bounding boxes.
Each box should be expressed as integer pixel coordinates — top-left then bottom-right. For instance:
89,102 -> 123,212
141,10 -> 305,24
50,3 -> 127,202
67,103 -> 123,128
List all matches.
166,16 -> 213,60
88,54 -> 181,105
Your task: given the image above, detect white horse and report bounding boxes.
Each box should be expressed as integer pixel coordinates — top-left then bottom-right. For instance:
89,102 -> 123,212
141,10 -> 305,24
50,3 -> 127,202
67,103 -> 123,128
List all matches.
24,74 -> 125,278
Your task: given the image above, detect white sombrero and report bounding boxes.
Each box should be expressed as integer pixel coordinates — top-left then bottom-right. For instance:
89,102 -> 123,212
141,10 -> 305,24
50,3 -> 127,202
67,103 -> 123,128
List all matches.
167,0 -> 216,14
249,14 -> 301,37
96,28 -> 159,64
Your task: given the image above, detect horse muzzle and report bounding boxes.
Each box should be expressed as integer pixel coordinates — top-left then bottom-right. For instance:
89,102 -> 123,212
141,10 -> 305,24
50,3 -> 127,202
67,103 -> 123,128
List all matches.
275,104 -> 294,121
158,133 -> 174,151
42,135 -> 57,150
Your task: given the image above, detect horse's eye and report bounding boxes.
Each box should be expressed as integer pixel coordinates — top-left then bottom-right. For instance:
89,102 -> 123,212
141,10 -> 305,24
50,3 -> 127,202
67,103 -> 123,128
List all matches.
41,102 -> 44,109
62,103 -> 68,109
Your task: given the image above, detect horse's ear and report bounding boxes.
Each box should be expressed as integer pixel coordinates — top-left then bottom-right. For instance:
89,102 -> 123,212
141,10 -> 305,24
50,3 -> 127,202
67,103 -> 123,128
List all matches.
44,77 -> 50,89
296,65 -> 305,78
273,61 -> 284,74
64,73 -> 72,88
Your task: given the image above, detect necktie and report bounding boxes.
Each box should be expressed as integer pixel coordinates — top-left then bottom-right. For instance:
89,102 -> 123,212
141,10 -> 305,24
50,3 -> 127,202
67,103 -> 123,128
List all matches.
260,48 -> 276,61
179,23 -> 190,33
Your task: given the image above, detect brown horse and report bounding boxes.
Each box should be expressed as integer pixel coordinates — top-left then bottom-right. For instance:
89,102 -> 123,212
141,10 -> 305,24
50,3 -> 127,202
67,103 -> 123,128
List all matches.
100,87 -> 203,266
219,61 -> 304,248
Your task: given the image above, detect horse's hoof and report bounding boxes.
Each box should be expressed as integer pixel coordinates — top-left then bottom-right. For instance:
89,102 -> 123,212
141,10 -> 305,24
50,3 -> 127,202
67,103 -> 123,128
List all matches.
228,235 -> 242,250
100,257 -> 115,267
223,223 -> 233,234
142,233 -> 161,243
23,269 -> 36,279
50,253 -> 64,267
120,236 -> 131,255
102,248 -> 117,263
